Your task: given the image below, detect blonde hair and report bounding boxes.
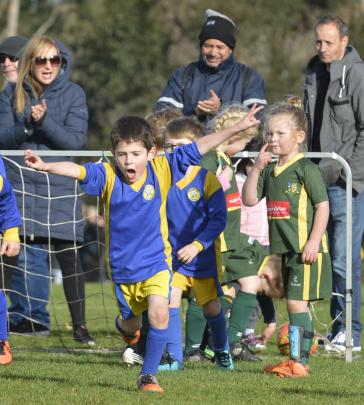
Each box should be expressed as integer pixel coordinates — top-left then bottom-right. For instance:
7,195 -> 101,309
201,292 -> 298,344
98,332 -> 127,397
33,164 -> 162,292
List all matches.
15,36 -> 60,114
210,104 -> 259,141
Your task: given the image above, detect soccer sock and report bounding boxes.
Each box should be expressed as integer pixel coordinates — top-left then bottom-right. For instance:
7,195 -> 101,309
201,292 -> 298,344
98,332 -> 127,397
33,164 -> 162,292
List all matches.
141,326 -> 168,375
0,291 -> 7,341
220,295 -> 233,316
289,312 -> 314,365
166,308 -> 183,364
228,291 -> 257,345
184,299 -> 206,353
205,308 -> 229,352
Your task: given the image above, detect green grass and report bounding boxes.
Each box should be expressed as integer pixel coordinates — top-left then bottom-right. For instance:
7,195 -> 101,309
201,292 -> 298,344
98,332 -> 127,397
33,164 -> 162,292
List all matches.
1,283 -> 363,404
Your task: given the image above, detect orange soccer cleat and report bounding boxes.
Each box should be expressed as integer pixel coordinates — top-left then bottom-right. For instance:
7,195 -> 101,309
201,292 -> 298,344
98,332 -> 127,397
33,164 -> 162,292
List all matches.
0,340 -> 12,365
264,359 -> 309,378
137,374 -> 164,394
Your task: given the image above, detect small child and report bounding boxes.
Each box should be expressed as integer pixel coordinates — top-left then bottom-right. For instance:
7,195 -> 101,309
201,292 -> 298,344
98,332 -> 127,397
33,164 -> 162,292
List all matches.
242,101 -> 332,377
24,107 -> 261,393
0,156 -> 21,365
160,117 -> 231,371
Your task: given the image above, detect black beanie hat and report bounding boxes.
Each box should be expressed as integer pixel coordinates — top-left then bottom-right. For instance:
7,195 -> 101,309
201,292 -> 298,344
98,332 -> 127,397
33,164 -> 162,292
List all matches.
199,9 -> 236,49
0,36 -> 28,58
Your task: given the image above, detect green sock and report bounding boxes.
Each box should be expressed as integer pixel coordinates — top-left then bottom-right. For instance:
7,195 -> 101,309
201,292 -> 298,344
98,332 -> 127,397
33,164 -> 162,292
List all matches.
220,295 -> 233,316
289,312 -> 314,365
184,299 -> 206,353
228,291 -> 257,345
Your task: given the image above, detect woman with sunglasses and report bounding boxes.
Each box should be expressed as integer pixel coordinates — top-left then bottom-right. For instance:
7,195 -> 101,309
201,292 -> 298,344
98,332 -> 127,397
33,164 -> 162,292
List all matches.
0,35 -> 95,345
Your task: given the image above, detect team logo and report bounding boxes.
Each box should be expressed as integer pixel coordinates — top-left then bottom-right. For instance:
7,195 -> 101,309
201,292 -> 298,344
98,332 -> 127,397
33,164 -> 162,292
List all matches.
285,182 -> 299,195
187,187 -> 201,202
143,184 -> 155,200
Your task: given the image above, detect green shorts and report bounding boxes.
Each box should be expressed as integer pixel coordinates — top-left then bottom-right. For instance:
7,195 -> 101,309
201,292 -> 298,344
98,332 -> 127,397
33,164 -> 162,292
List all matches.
282,252 -> 332,301
221,233 -> 268,284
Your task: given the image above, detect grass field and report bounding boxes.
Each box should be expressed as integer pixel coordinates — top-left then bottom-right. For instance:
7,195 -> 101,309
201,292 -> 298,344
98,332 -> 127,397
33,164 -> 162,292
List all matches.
1,282 -> 363,405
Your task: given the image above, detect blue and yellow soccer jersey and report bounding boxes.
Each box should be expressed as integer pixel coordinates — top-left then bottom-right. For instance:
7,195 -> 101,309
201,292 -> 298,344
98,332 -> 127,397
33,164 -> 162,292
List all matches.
257,154 -> 329,254
0,156 -> 21,235
79,143 -> 201,283
167,164 -> 226,278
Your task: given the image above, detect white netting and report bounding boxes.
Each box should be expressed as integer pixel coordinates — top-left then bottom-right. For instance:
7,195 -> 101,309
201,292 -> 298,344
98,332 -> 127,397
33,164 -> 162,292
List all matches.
0,154 -> 119,350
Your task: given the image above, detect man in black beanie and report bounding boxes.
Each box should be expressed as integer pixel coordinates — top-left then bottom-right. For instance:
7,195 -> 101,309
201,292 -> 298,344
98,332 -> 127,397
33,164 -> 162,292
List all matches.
155,9 -> 266,123
0,36 -> 28,83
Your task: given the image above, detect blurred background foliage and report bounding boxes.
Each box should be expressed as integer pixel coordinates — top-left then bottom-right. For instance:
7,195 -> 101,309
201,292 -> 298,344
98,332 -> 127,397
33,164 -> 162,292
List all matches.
0,0 -> 363,149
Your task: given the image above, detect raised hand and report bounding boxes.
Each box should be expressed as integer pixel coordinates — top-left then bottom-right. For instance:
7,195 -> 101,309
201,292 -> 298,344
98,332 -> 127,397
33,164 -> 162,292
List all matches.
31,98 -> 47,122
253,143 -> 272,172
24,149 -> 47,171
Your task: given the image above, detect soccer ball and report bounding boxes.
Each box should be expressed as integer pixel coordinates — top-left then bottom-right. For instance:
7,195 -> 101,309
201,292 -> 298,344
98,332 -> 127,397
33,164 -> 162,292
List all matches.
277,322 -> 318,356
121,347 -> 144,367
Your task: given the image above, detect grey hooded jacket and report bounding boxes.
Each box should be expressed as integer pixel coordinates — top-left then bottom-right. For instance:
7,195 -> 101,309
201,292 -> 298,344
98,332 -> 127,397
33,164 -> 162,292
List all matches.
304,45 -> 364,192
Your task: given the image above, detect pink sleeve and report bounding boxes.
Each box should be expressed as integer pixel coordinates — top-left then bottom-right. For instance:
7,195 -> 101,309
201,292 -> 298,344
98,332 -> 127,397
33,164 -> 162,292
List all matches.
217,173 -> 231,192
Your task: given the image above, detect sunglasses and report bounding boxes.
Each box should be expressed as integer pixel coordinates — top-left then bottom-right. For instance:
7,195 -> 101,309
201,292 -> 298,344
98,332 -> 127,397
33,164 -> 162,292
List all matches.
34,55 -> 61,67
163,143 -> 186,153
0,54 -> 18,64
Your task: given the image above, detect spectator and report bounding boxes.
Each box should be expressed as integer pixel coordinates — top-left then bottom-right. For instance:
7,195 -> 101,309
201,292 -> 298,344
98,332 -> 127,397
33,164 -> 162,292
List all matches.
0,35 -> 94,345
155,9 -> 266,124
0,36 -> 28,84
304,15 -> 364,352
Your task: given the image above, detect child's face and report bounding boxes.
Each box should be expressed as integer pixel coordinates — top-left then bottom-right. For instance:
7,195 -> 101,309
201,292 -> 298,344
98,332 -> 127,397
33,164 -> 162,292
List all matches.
265,115 -> 305,162
113,140 -> 155,184
164,135 -> 192,153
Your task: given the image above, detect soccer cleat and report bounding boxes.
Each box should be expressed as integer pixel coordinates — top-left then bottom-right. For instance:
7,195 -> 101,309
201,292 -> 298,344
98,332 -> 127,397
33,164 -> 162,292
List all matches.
115,316 -> 140,345
137,373 -> 164,393
121,346 -> 144,366
158,352 -> 183,372
231,342 -> 262,362
214,350 -> 234,370
184,349 -> 207,362
0,341 -> 12,365
264,359 -> 309,378
73,324 -> 96,346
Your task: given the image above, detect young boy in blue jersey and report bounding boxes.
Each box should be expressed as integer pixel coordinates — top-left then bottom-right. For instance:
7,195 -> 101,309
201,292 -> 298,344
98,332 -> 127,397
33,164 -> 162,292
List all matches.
0,156 -> 22,365
159,117 -> 231,371
24,106 -> 261,393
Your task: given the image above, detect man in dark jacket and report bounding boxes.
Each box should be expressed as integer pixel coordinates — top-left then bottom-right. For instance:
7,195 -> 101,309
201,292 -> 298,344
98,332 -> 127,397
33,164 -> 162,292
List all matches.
155,9 -> 266,123
304,15 -> 364,353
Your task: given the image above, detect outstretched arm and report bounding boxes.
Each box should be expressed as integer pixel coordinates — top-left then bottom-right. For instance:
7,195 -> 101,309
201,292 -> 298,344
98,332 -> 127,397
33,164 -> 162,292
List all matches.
196,104 -> 263,155
24,149 -> 82,179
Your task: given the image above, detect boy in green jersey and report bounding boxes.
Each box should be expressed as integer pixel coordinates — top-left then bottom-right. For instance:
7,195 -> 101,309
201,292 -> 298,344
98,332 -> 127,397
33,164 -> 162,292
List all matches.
243,100 -> 332,377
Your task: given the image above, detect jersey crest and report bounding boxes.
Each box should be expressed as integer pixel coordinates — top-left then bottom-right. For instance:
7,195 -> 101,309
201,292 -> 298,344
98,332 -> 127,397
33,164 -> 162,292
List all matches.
187,187 -> 201,202
143,184 -> 155,201
285,182 -> 300,195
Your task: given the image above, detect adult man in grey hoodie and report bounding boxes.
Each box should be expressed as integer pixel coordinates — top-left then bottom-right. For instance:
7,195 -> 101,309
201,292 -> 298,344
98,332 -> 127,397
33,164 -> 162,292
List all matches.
304,15 -> 364,353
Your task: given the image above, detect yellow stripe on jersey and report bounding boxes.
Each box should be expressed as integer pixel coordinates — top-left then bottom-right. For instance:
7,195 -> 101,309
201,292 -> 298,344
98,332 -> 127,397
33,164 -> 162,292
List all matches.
77,165 -> 87,181
204,171 -> 222,199
298,182 -> 308,251
215,238 -> 222,281
321,232 -> 329,253
273,153 -> 304,177
316,253 -> 323,298
3,227 -> 20,242
176,166 -> 201,189
0,175 -> 3,193
257,255 -> 270,276
130,169 -> 147,191
152,156 -> 173,270
220,233 -> 227,252
101,163 -> 117,279
303,262 -> 310,300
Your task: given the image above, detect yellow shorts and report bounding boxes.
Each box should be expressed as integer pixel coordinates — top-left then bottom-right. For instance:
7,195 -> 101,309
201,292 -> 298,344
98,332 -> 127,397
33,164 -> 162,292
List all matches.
113,270 -> 171,320
171,272 -> 222,306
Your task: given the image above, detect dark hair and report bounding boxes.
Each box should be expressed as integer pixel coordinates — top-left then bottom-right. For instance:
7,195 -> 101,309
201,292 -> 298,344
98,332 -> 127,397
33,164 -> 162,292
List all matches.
316,15 -> 349,38
146,108 -> 182,150
165,117 -> 205,141
110,116 -> 154,150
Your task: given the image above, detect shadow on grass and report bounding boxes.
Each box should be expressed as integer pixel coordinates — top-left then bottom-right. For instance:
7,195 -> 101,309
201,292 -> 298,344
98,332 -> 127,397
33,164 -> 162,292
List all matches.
281,387 -> 364,399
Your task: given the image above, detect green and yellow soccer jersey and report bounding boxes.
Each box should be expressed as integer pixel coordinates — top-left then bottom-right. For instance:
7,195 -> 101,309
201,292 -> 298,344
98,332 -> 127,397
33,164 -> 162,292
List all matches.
201,150 -> 241,251
257,154 -> 329,254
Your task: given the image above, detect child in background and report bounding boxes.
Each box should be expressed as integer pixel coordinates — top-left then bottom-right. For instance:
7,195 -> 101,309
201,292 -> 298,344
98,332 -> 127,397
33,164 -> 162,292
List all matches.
243,101 -> 331,377
159,117 -> 230,371
0,156 -> 21,365
25,107 -> 261,393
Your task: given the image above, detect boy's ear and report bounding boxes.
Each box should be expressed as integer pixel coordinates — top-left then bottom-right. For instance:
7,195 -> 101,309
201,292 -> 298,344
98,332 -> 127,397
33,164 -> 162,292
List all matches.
148,146 -> 157,160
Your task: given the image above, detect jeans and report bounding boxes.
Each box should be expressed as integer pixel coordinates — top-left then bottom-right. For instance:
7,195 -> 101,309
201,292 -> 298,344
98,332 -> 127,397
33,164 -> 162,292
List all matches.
327,184 -> 364,346
8,244 -> 50,327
